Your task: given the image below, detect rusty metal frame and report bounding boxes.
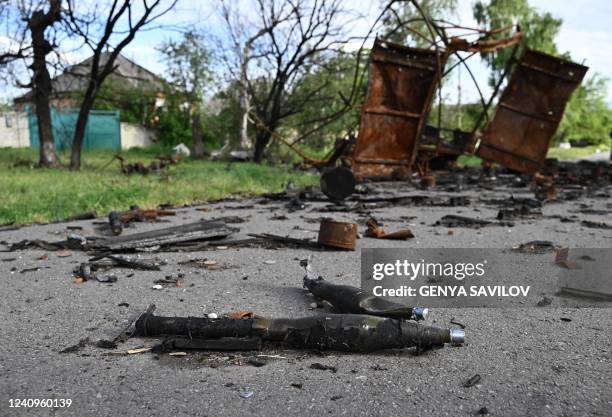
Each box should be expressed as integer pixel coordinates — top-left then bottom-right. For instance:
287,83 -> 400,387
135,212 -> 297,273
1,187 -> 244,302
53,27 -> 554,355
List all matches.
348,38 -> 448,180
476,48 -> 588,173
300,3 -> 588,186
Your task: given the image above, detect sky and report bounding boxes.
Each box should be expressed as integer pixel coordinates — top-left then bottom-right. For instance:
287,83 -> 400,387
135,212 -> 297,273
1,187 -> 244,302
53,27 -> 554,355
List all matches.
1,0 -> 611,104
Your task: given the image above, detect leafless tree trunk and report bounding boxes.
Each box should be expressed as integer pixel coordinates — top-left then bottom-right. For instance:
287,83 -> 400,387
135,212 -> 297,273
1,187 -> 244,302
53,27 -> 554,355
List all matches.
27,0 -> 61,167
64,0 -> 176,170
238,42 -> 252,151
192,112 -> 205,158
219,0 -> 347,163
219,2 -> 274,156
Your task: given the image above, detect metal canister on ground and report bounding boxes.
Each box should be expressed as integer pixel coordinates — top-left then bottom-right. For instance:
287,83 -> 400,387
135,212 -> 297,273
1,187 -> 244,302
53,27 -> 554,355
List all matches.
421,174 -> 436,188
317,218 -> 357,250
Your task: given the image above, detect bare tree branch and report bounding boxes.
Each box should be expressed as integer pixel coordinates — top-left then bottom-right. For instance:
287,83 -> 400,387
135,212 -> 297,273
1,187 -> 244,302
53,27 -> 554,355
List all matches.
63,0 -> 178,170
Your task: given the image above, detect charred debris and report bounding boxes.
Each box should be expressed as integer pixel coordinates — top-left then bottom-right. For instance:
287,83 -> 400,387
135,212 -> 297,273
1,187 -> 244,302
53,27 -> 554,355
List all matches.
297,11 -> 597,203
1,4 -> 609,362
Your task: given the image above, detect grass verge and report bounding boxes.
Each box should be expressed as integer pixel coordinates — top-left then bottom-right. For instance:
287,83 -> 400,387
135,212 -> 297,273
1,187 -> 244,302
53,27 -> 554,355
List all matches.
457,145 -> 610,167
546,145 -> 609,160
0,147 -> 318,225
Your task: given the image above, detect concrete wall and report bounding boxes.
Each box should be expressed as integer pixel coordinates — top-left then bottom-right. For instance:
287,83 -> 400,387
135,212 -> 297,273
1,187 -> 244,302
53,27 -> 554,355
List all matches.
120,122 -> 156,149
0,112 -> 30,148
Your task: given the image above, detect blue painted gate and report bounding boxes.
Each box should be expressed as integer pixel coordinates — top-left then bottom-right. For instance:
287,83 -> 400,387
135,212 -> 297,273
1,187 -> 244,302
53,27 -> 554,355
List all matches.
28,107 -> 121,151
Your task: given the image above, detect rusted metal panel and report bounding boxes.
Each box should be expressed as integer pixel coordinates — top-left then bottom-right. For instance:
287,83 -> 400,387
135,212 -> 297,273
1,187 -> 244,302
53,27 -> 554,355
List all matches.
349,38 -> 447,180
477,49 -> 588,173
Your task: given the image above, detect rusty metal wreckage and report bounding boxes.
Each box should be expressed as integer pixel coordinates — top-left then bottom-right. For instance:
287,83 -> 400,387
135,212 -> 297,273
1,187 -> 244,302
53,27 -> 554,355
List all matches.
305,0 -> 590,201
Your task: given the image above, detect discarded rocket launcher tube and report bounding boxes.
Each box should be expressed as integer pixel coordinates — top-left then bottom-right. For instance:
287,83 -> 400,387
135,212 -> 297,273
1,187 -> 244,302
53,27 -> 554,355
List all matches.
134,311 -> 464,352
304,276 -> 428,321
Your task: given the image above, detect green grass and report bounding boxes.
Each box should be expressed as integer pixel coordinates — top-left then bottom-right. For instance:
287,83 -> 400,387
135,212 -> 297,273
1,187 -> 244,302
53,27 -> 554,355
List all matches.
457,155 -> 483,167
457,145 -> 610,168
0,147 -> 318,225
546,145 -> 609,160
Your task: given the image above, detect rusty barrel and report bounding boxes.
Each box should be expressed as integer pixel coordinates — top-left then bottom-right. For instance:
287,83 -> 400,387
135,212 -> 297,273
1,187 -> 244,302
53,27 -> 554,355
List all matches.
421,174 -> 436,188
318,218 -> 358,250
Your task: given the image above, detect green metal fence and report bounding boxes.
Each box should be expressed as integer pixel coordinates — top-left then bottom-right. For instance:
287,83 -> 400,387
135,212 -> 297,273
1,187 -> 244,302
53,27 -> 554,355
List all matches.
28,107 -> 121,151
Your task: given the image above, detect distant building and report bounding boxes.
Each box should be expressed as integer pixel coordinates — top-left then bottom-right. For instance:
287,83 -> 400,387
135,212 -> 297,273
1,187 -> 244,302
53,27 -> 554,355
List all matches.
13,52 -> 166,113
6,53 -> 166,150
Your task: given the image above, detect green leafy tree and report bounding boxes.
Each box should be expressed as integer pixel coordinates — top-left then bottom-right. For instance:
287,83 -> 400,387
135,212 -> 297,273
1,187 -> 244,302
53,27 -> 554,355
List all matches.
473,0 -> 561,86
381,0 -> 458,47
200,84 -> 243,151
474,0 -> 611,146
285,51 -> 367,150
156,88 -> 192,147
557,75 -> 612,146
159,31 -> 213,157
218,0 -> 350,163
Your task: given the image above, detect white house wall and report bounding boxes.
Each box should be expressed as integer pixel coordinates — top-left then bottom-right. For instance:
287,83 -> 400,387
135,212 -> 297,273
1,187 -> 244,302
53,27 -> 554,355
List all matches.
0,112 -> 30,148
120,122 -> 156,149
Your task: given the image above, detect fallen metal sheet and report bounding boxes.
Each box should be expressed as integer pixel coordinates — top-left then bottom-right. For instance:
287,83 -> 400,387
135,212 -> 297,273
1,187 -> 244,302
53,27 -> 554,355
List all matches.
93,220 -> 236,251
477,49 -> 588,173
349,38 -> 447,180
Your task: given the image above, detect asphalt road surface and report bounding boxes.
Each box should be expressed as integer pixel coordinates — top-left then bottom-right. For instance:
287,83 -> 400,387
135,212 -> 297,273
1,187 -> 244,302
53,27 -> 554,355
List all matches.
0,180 -> 610,417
